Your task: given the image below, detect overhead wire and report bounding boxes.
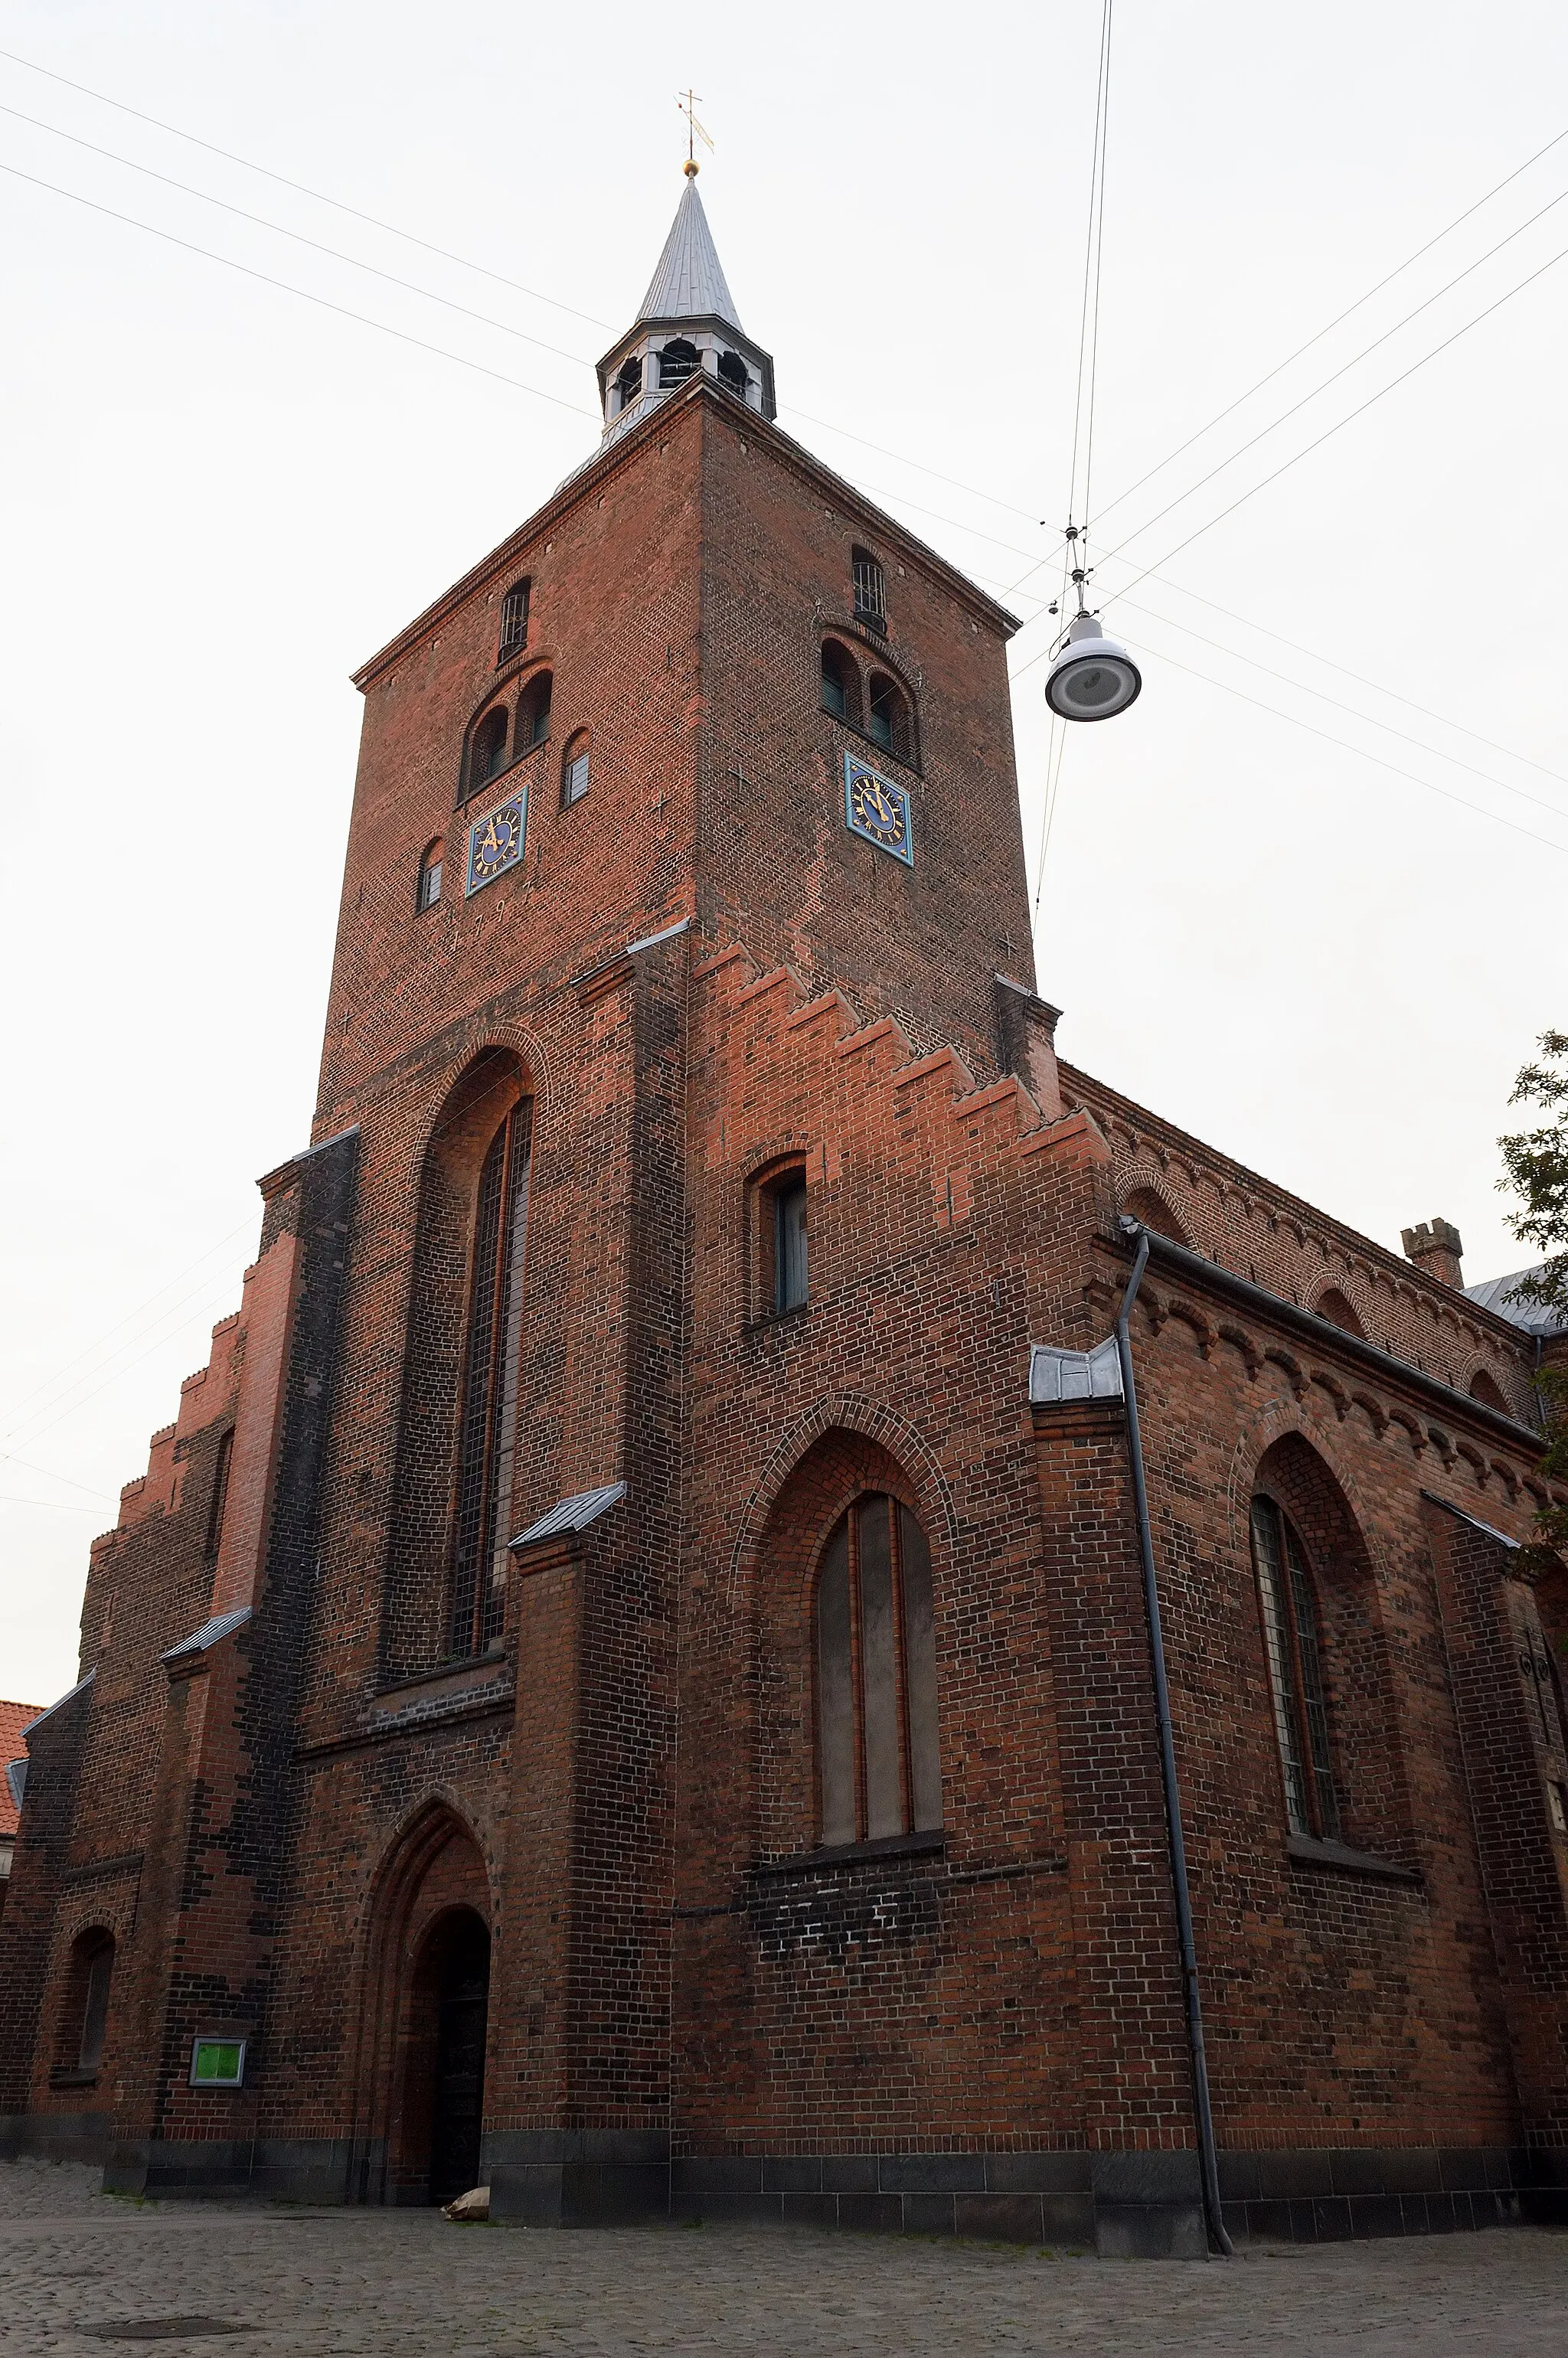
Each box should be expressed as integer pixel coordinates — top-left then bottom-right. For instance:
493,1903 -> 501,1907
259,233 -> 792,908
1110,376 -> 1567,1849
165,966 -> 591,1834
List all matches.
1112,630 -> 1568,856
1113,591 -> 1568,824
1099,230 -> 1568,611
0,43 -> 612,328
0,159 -> 600,419
1089,181 -> 1568,579
0,99 -> 597,367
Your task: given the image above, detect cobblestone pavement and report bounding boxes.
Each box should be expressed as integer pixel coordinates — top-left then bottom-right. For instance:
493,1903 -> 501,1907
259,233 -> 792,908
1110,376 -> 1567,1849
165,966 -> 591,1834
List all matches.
2,2160 -> 1566,2356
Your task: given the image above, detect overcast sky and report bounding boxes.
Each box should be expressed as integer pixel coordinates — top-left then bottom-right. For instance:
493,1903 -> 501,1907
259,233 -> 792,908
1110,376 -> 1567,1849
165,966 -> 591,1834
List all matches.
2,1 -> 1564,1704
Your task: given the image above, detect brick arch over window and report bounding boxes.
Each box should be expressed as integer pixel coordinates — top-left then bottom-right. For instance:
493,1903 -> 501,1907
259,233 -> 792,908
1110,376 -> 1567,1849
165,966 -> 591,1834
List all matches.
351,1798 -> 493,2207
751,1429 -> 945,1862
1314,1285 -> 1366,1338
724,1391 -> 958,1622
384,1050 -> 534,1680
1246,1432 -> 1409,1860
1122,1183 -> 1191,1247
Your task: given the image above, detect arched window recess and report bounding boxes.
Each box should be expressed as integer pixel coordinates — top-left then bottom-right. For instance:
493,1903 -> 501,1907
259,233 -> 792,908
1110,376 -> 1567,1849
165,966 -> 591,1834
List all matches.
816,1492 -> 942,1848
449,1096 -> 533,1661
657,338 -> 700,389
1249,1494 -> 1340,1840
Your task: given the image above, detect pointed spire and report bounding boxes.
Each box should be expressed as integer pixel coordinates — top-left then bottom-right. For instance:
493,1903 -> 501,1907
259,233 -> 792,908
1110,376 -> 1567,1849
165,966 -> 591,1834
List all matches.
635,175 -> 743,332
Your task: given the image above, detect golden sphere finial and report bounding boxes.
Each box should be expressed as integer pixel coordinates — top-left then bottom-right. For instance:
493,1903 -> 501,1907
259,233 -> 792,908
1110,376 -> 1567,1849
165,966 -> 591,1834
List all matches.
683,156 -> 699,177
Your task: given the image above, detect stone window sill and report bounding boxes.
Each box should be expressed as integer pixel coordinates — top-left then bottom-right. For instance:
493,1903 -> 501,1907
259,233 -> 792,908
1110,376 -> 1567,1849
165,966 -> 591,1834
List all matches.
1286,1831 -> 1421,1886
752,1829 -> 946,1880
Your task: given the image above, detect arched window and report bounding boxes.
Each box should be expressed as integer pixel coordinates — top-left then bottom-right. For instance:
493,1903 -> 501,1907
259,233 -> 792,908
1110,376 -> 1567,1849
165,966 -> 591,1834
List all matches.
205,1427 -> 234,1560
867,672 -> 911,763
851,547 -> 887,633
816,1494 -> 941,1847
516,671 -> 552,753
560,730 -> 590,808
468,707 -> 509,799
717,349 -> 749,400
1250,1495 -> 1340,1840
416,838 -> 443,914
820,640 -> 861,728
449,1100 -> 532,1660
70,1931 -> 114,2072
616,355 -> 644,410
1469,1367 -> 1509,1413
497,580 -> 529,664
657,338 -> 700,389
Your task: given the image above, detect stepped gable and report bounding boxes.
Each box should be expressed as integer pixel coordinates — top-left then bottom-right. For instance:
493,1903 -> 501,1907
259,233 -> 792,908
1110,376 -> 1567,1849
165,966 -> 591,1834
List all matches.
693,937 -> 1109,1247
100,1307 -> 244,1543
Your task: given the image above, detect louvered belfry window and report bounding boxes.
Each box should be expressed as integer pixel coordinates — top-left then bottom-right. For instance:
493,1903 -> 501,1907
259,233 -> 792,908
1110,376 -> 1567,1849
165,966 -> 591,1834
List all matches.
449,1102 -> 532,1658
816,1494 -> 942,1847
1250,1495 -> 1341,1839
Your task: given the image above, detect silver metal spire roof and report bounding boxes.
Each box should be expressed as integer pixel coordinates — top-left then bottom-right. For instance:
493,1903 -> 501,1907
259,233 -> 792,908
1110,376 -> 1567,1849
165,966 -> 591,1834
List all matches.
635,175 -> 743,330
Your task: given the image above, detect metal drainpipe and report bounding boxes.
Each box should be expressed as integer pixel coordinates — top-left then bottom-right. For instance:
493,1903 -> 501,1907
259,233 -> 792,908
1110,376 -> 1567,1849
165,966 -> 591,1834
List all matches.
1113,1217 -> 1234,2258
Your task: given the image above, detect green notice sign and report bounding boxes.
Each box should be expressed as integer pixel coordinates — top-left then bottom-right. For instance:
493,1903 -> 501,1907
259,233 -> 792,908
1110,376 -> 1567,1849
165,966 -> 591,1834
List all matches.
190,2038 -> 245,2086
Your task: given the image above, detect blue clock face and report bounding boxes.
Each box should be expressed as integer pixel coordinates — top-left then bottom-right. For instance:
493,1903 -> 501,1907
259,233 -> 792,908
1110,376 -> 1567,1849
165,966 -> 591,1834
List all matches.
466,789 -> 528,895
844,753 -> 913,867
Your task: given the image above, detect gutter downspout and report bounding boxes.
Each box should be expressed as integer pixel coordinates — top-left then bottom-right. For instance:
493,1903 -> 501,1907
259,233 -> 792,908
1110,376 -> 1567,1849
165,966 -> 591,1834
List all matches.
1113,1217 -> 1233,2258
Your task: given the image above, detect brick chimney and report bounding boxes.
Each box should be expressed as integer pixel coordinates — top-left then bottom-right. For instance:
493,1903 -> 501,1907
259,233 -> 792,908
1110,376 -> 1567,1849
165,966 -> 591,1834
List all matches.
1401,1217 -> 1464,1290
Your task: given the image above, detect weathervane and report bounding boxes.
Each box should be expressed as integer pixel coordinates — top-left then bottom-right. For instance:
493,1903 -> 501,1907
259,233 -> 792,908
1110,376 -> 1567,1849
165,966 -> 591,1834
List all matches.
676,88 -> 714,177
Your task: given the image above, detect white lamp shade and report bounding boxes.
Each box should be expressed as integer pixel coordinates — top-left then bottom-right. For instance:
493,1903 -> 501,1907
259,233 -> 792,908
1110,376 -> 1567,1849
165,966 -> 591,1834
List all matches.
1044,616 -> 1142,722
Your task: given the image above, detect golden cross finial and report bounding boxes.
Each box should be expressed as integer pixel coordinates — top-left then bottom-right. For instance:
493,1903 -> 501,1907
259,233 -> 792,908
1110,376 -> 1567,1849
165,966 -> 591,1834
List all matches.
676,88 -> 714,175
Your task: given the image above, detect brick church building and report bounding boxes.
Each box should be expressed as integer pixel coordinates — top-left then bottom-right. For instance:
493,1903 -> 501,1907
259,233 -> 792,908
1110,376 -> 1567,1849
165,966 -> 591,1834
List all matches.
2,175 -> 1565,2255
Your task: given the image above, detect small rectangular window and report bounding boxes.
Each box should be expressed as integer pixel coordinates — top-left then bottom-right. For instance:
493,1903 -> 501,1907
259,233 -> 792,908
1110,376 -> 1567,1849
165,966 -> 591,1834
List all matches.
418,857 -> 443,912
563,753 -> 590,806
189,2037 -> 246,2087
776,1177 -> 808,1312
206,1429 -> 234,1561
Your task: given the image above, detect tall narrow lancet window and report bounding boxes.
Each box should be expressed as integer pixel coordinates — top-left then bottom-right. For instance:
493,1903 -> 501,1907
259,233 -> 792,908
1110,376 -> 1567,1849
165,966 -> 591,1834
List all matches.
449,1102 -> 532,1658
816,1494 -> 941,1847
497,580 -> 530,663
1250,1495 -> 1340,1840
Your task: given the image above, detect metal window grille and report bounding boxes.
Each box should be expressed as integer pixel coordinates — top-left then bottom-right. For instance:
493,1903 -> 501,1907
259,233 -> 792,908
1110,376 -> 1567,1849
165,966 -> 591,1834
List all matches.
816,1494 -> 942,1847
562,750 -> 590,806
448,1103 -> 532,1660
498,583 -> 529,662
1250,1497 -> 1341,1839
852,551 -> 887,630
417,854 -> 443,912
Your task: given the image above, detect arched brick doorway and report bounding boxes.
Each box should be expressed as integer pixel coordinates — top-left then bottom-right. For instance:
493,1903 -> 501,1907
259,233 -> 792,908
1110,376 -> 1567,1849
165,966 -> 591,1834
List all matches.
413,1908 -> 491,2206
353,1803 -> 494,2206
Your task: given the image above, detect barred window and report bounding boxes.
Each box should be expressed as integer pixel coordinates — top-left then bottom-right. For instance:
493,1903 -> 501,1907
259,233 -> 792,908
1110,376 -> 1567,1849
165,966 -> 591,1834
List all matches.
1250,1495 -> 1340,1839
851,546 -> 887,632
449,1102 -> 532,1659
497,580 -> 529,663
416,839 -> 443,913
816,1494 -> 942,1847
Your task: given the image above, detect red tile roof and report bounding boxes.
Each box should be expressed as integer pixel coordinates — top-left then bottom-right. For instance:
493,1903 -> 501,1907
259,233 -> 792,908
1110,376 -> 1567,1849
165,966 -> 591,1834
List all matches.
0,1699 -> 44,1839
